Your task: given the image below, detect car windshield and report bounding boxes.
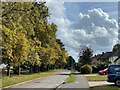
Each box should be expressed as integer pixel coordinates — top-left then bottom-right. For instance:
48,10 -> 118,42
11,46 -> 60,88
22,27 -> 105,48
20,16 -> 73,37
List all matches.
109,65 -> 120,74
104,68 -> 108,70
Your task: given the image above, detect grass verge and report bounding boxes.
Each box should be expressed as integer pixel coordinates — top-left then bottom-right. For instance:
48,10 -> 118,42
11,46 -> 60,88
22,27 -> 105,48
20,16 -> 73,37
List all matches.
1,70 -> 59,88
85,74 -> 120,90
84,74 -> 107,81
65,74 -> 76,83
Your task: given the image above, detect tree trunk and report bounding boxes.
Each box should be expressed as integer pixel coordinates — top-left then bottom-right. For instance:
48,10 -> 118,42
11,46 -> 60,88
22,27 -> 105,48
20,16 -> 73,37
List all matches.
17,66 -> 21,75
29,65 -> 33,73
7,64 -> 11,77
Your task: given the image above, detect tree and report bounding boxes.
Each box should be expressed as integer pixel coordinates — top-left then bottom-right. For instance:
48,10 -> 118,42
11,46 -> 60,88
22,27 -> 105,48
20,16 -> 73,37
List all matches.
2,25 -> 30,76
2,2 -> 50,74
78,45 -> 93,65
55,39 -> 68,69
112,44 -> 120,52
2,2 -> 68,75
66,56 -> 75,69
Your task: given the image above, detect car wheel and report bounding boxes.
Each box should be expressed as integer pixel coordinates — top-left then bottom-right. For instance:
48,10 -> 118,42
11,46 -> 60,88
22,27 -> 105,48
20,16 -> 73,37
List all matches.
115,79 -> 120,86
103,73 -> 106,75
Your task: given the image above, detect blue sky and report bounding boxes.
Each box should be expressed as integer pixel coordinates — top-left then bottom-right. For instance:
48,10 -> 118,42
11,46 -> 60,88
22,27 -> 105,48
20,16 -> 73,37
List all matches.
64,2 -> 118,21
46,1 -> 119,61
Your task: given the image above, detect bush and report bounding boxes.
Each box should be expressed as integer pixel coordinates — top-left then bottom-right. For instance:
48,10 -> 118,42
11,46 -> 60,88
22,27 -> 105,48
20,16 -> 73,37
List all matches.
74,62 -> 82,72
97,62 -> 108,71
92,65 -> 99,73
80,64 -> 92,74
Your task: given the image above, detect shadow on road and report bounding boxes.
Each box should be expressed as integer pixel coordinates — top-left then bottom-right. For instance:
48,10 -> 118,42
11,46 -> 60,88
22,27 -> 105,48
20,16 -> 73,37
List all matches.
56,73 -> 70,75
73,72 -> 81,75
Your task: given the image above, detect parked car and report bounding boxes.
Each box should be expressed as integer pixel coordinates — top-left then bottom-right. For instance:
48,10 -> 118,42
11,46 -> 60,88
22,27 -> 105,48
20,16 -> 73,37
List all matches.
98,68 -> 108,75
107,64 -> 120,86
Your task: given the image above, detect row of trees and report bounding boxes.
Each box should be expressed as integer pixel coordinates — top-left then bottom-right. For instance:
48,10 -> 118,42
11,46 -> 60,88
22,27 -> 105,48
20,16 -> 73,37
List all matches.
1,2 -> 68,76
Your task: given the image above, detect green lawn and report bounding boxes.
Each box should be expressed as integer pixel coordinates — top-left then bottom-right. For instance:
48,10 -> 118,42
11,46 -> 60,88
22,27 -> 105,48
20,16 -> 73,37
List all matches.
1,70 -> 59,88
84,74 -> 120,90
65,74 -> 76,83
90,85 -> 120,90
84,74 -> 107,81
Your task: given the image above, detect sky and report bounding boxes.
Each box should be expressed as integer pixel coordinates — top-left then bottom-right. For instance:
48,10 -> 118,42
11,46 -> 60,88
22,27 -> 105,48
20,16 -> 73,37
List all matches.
45,0 -> 119,61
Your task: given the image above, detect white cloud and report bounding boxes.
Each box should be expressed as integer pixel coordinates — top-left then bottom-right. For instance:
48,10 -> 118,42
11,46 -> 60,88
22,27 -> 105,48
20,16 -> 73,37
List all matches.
46,1 -> 118,61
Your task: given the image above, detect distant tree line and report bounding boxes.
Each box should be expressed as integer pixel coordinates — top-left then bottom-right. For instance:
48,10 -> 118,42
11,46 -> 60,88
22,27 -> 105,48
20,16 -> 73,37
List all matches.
1,2 -> 68,76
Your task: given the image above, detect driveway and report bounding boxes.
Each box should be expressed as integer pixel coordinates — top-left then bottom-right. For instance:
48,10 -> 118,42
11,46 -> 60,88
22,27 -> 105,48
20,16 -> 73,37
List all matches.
89,81 -> 115,87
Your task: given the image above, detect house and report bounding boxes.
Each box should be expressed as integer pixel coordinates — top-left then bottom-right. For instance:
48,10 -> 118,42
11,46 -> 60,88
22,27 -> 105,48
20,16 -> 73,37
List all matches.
91,52 -> 112,65
100,52 -> 112,63
109,49 -> 120,65
91,54 -> 101,65
114,56 -> 120,64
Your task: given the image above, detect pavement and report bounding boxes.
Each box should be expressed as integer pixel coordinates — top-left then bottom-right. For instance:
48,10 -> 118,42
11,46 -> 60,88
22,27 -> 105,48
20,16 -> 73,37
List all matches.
89,81 -> 115,87
57,72 -> 89,90
3,70 -> 70,90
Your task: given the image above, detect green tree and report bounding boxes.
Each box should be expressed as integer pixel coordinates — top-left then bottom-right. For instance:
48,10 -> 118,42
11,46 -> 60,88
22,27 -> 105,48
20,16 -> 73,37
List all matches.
66,56 -> 75,69
2,2 -> 68,75
2,25 -> 30,76
112,44 -> 120,52
78,45 -> 93,65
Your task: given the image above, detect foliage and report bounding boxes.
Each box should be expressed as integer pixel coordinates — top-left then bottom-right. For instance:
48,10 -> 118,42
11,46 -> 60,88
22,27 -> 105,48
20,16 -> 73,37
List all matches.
112,44 -> 120,52
65,56 -> 75,69
80,64 -> 92,74
2,25 -> 30,66
78,45 -> 93,65
2,2 -> 68,76
96,62 -> 108,70
74,62 -> 82,71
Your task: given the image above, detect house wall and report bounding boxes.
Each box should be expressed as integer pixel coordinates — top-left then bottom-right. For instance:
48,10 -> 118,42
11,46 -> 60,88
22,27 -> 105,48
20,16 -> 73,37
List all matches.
109,56 -> 118,64
115,58 -> 120,64
91,58 -> 99,65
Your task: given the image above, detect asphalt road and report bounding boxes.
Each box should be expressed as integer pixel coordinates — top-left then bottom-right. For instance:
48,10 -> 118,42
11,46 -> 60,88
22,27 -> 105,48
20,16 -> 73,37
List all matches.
7,70 -> 70,89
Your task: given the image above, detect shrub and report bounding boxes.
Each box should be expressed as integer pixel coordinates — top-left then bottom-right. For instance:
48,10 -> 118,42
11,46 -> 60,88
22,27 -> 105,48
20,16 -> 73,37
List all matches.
80,64 -> 92,74
92,65 -> 99,73
97,62 -> 108,71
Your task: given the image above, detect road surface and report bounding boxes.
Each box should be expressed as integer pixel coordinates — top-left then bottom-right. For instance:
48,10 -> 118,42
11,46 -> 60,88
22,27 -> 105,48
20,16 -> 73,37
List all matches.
58,73 -> 89,90
3,70 -> 70,90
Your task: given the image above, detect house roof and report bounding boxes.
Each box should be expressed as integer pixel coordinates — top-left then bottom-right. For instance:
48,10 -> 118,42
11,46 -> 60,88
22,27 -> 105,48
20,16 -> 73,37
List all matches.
114,56 -> 120,62
100,52 -> 112,59
112,49 -> 120,57
91,54 -> 102,60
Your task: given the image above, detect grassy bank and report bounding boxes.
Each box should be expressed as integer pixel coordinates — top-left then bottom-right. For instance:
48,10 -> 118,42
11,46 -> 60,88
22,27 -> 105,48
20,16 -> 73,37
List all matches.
65,74 -> 76,83
65,70 -> 76,83
1,70 -> 59,88
84,74 -> 107,81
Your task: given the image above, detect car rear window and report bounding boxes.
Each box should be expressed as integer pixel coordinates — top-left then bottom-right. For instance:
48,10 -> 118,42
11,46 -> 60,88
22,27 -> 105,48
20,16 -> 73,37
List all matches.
109,65 -> 120,74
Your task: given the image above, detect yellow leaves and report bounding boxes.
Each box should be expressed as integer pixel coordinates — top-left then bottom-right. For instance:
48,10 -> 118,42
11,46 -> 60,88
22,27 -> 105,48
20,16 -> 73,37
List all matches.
2,25 -> 30,65
2,2 -> 68,69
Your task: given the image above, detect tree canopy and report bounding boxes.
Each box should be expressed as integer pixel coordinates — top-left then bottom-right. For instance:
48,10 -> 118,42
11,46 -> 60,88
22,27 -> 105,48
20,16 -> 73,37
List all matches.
2,2 -> 68,76
78,45 -> 93,65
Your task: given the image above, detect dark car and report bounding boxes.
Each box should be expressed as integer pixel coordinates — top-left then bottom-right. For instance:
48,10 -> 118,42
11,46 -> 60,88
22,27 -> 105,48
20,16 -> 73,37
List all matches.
98,68 -> 108,75
107,64 -> 120,86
